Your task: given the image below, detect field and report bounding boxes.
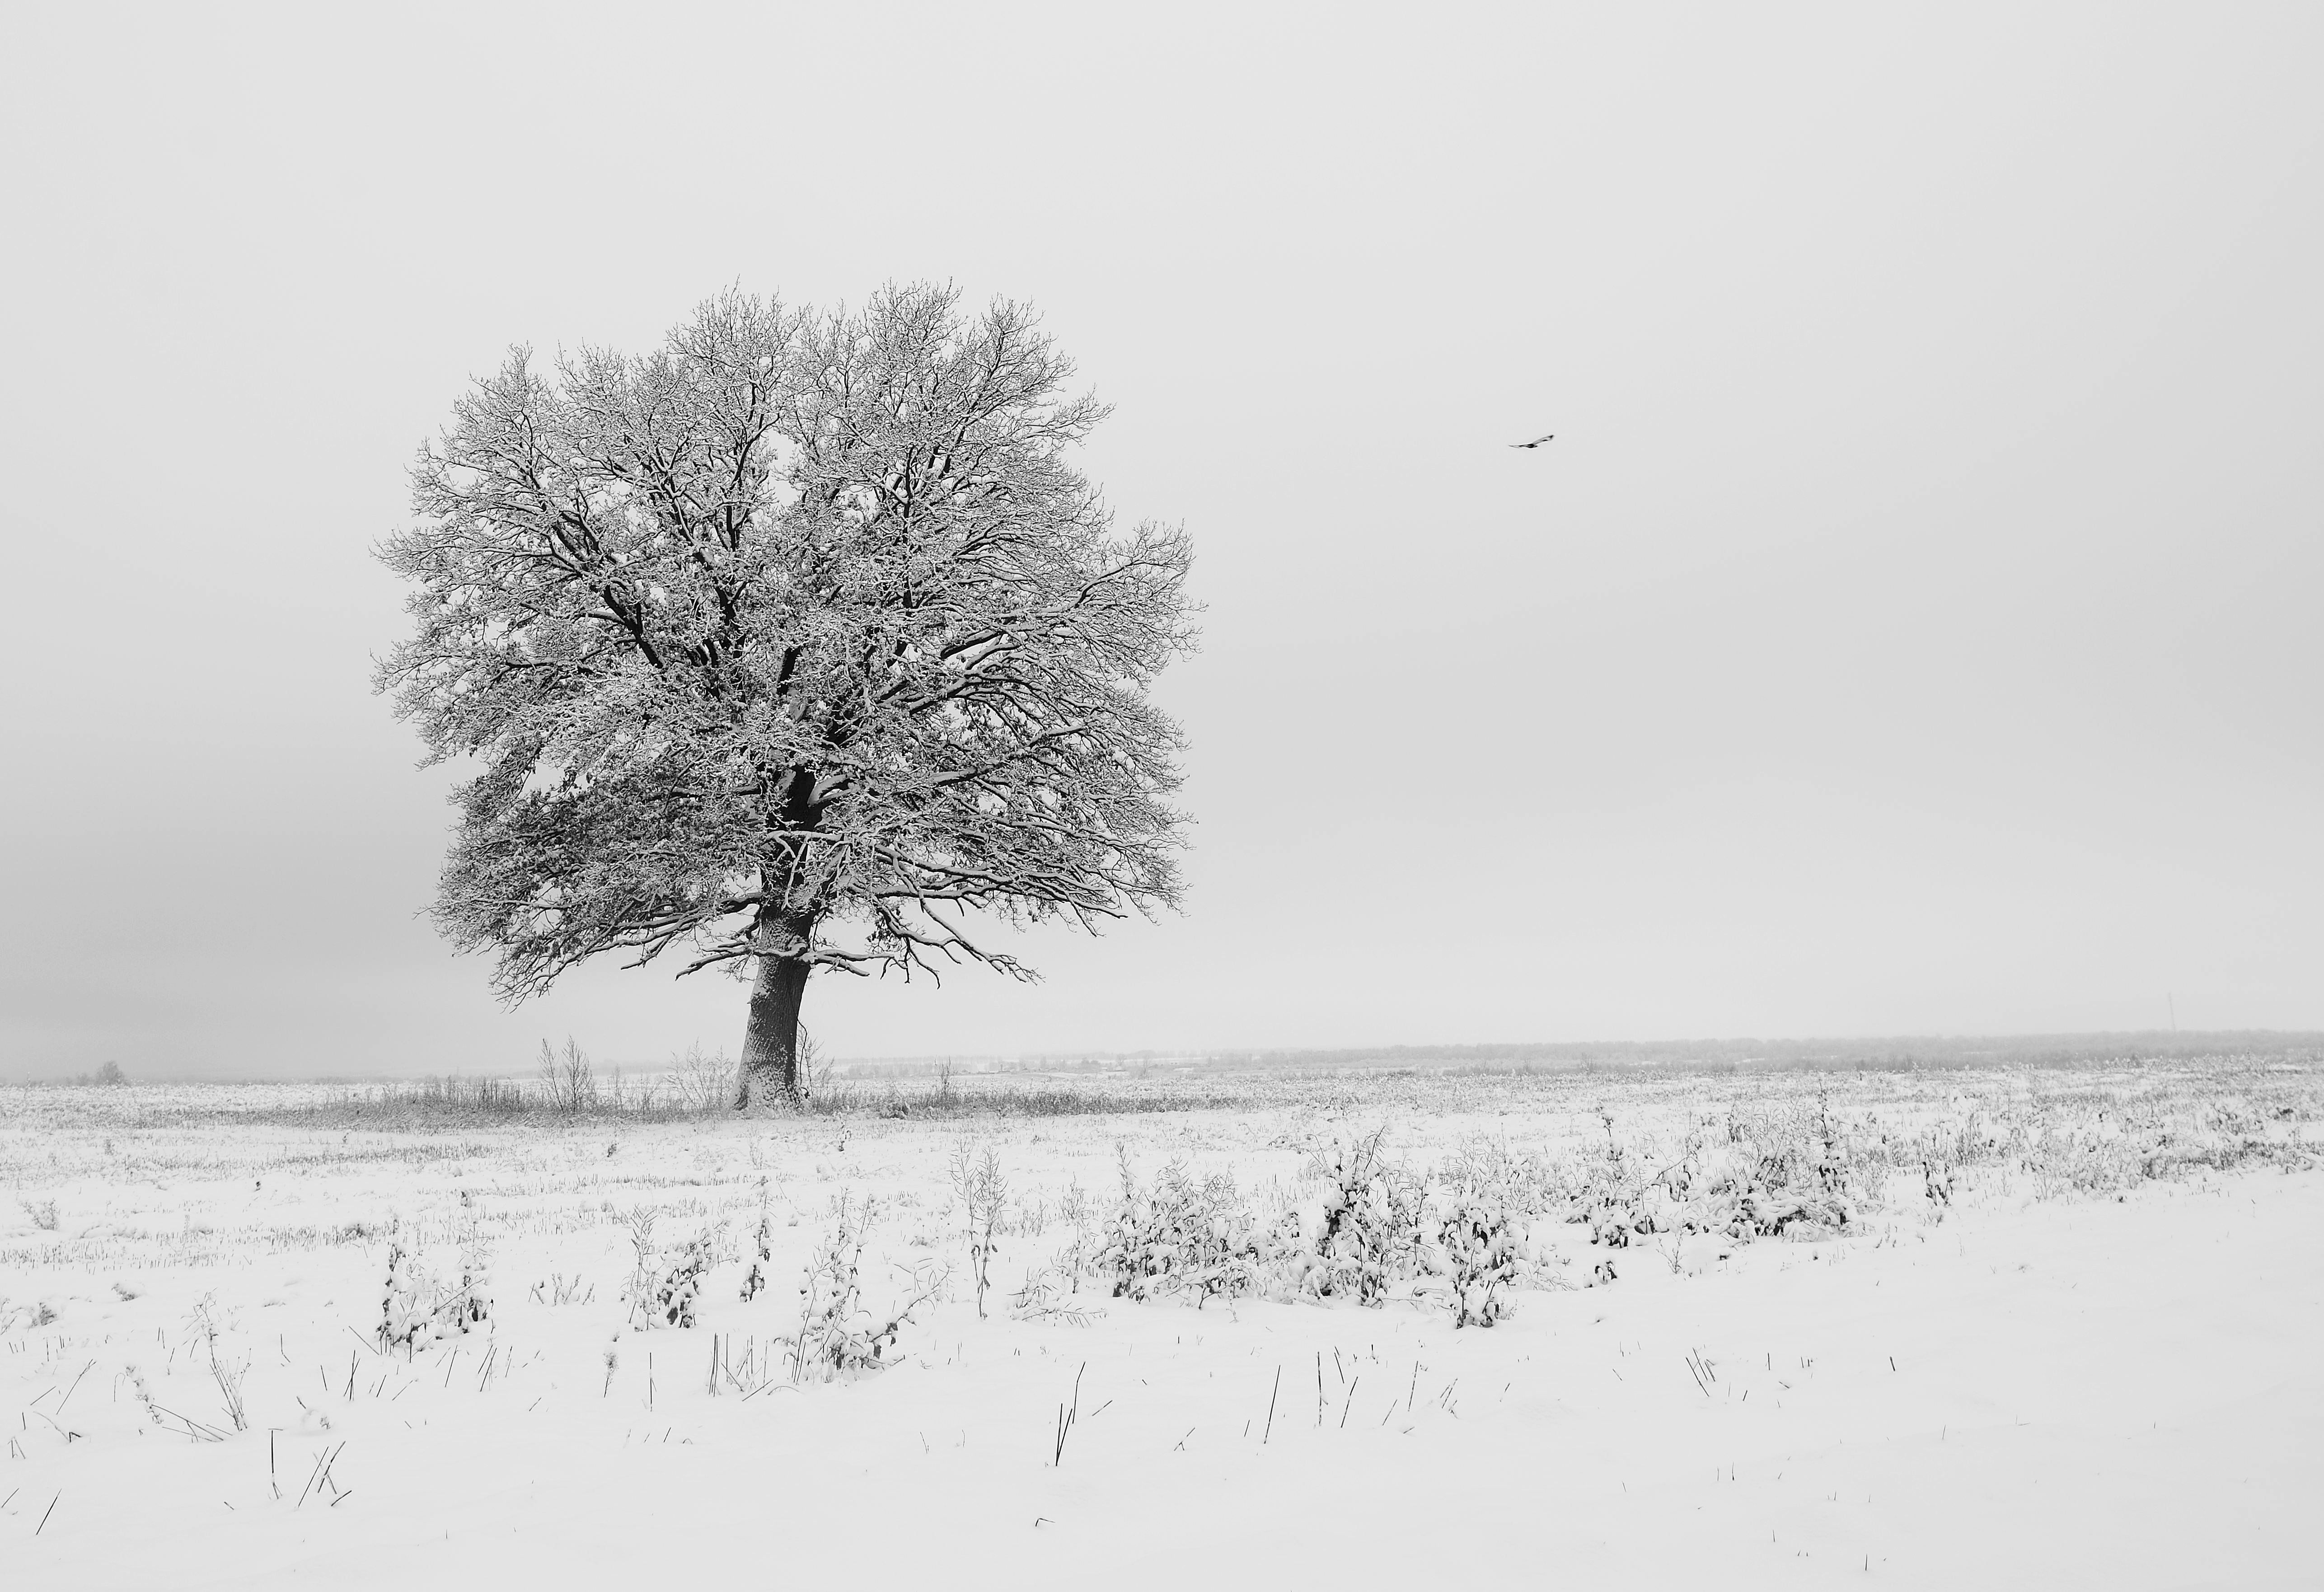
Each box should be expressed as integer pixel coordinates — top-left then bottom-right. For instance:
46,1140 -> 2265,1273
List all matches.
4,1050 -> 2319,1589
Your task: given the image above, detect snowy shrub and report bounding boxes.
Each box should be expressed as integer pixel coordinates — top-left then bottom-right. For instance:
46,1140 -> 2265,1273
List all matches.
947,1139 -> 1008,1319
1301,1128 -> 1428,1306
1736,1188 -> 1851,1238
1739,1092 -> 1879,1213
780,1197 -> 944,1382
1649,1092 -> 1892,1243
1996,1092 -> 2137,1198
1803,1088 -> 1894,1201
740,1210 -> 773,1303
1429,1199 -> 1523,1327
1096,1146 -> 1268,1306
378,1235 -> 493,1353
2005,1090 -> 2310,1199
2180,1096 -> 2314,1175
1927,1095 -> 2008,1169
648,1232 -> 712,1328
538,1036 -> 600,1112
1563,1110 -> 1659,1248
21,1196 -> 59,1231
451,1228 -> 494,1332
668,1042 -> 735,1111
1440,1133 -> 1561,1216
620,1204 -> 715,1329
1904,1094 -> 2004,1222
379,1241 -> 439,1353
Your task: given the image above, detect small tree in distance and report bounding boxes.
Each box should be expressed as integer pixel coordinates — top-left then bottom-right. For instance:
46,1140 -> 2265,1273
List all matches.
377,284 -> 1195,1105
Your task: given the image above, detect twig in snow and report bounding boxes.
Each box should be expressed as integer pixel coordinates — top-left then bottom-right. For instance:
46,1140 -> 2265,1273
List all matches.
55,1361 -> 94,1416
1050,1362 -> 1087,1466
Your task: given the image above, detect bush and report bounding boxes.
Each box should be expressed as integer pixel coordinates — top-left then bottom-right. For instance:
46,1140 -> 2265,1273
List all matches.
1654,1092 -> 1885,1241
539,1037 -> 600,1112
622,1207 -> 714,1329
380,1241 -> 431,1352
1563,1110 -> 1659,1247
1439,1132 -> 1560,1215
647,1233 -> 711,1328
1096,1146 -> 1269,1305
452,1245 -> 493,1333
1431,1199 -> 1523,1327
378,1237 -> 491,1353
1301,1128 -> 1427,1306
2009,1091 -> 2310,1197
668,1043 -> 735,1112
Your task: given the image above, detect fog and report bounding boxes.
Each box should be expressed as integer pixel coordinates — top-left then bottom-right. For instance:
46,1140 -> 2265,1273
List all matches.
3,4 -> 2318,1077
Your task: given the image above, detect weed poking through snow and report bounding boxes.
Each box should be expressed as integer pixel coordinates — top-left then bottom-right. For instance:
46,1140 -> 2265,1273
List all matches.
948,1139 -> 1008,1319
780,1197 -> 946,1382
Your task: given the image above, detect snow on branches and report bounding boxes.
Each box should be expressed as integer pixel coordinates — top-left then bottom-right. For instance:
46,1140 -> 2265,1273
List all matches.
378,284 -> 1195,1099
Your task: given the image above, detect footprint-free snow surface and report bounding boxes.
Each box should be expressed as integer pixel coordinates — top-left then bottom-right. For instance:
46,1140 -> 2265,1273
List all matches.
4,1060 -> 2317,1589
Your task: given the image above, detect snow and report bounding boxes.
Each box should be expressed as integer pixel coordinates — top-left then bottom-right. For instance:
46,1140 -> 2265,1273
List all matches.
3,1066 -> 2317,1589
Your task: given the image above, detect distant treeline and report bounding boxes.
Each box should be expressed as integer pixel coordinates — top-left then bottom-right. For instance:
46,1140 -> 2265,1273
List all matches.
1207,1031 -> 2324,1074
16,1031 -> 2322,1088
834,1030 -> 2324,1078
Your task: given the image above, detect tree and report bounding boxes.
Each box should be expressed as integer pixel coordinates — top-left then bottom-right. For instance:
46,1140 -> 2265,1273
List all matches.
377,284 -> 1195,1105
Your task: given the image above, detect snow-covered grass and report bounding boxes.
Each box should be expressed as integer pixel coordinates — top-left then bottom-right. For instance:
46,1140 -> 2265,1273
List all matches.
3,1055 -> 2318,1588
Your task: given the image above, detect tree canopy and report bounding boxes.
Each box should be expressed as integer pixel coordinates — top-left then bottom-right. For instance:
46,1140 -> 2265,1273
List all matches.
377,284 -> 1195,1101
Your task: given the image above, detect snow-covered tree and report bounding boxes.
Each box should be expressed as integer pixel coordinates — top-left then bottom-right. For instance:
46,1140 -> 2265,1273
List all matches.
377,284 -> 1194,1104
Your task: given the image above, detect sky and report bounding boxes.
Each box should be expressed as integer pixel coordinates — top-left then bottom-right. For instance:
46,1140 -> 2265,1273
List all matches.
2,4 -> 2319,1079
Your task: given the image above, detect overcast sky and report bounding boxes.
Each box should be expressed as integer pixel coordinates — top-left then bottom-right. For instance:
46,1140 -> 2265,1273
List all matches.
3,4 -> 2319,1079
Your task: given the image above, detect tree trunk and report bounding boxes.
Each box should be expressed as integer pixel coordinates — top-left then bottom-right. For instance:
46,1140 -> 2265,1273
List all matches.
736,951 -> 810,1106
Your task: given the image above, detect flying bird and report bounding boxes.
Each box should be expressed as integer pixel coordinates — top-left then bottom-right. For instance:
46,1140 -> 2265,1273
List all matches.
1510,433 -> 1554,449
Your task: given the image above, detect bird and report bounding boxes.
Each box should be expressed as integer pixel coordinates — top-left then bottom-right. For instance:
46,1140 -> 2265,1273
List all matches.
1510,433 -> 1554,449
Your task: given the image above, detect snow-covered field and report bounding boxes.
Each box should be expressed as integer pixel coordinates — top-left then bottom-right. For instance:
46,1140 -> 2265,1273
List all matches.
5,1058 -> 2318,1590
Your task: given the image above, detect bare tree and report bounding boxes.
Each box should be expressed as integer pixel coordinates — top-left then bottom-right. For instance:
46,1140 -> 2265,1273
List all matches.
377,284 -> 1194,1105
